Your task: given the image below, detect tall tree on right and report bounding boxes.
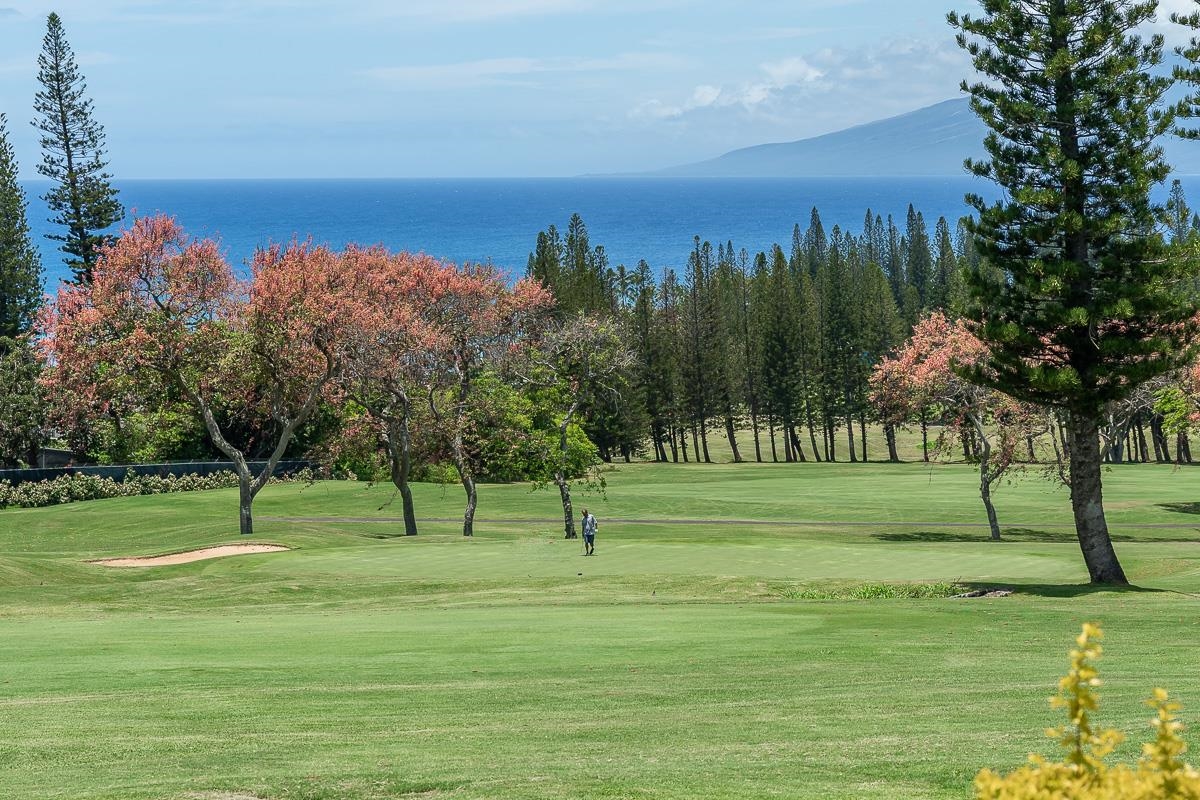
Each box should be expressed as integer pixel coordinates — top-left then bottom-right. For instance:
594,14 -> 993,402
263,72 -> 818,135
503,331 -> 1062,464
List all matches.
33,12 -> 123,284
948,1 -> 1196,584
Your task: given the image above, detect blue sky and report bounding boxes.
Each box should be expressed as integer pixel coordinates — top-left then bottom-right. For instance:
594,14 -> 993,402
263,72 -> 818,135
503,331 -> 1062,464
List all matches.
0,0 -> 1192,178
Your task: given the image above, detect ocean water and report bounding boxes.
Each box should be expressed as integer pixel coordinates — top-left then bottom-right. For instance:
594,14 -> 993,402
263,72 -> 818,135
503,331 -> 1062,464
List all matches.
20,176 -> 1200,287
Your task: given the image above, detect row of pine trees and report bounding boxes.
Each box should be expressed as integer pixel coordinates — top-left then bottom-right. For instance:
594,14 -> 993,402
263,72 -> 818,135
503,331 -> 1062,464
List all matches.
528,188 -> 1200,467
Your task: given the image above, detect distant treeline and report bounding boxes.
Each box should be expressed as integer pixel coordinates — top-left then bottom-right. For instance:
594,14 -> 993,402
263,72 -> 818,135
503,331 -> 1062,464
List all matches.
527,204 -> 977,464
525,182 -> 1200,467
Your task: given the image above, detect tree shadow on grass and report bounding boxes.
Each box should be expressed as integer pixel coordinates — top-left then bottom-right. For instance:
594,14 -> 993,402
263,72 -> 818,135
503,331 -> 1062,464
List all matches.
875,528 -> 1200,544
1159,502 -> 1200,515
876,529 -> 1079,543
959,581 -> 1165,598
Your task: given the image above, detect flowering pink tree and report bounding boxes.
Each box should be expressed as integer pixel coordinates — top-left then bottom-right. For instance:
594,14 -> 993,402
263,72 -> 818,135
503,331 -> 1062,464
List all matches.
423,264 -> 553,536
871,312 -> 1044,541
338,248 -> 451,537
40,215 -> 356,535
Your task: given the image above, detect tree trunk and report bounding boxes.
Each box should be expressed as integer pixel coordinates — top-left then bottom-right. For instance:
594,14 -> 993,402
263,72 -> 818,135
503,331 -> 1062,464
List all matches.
452,423 -> 476,537
668,426 -> 679,462
700,418 -> 712,463
239,474 -> 254,536
859,414 -> 867,463
557,471 -> 575,538
768,416 -> 778,462
387,415 -> 418,537
920,412 -> 929,463
885,423 -> 899,463
970,418 -> 1000,541
461,472 -> 477,537
1135,417 -> 1150,463
1151,415 -> 1170,462
751,407 -> 762,462
789,426 -> 807,462
1066,413 -> 1128,585
804,398 -> 822,463
845,411 -> 857,463
724,412 -> 742,463
557,408 -> 580,538
690,423 -> 700,462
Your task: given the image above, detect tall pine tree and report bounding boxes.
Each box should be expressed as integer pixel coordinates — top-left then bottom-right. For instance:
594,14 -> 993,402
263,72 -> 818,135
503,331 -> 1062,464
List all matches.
33,12 -> 123,284
0,114 -> 42,340
950,0 -> 1195,584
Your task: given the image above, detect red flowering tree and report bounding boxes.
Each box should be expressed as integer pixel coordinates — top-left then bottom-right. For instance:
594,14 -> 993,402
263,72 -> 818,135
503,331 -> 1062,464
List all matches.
423,264 -> 552,536
871,312 -> 1045,541
40,215 -> 356,535
338,248 -> 450,537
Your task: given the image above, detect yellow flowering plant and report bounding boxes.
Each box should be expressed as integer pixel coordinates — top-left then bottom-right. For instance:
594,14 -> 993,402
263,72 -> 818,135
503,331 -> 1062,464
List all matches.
975,624 -> 1200,800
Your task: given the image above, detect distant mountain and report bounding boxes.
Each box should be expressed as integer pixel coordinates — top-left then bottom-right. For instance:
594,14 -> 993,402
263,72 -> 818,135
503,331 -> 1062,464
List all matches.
643,97 -> 1200,177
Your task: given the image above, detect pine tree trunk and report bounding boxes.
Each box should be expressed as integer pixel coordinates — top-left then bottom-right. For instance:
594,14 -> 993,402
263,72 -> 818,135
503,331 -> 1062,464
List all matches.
804,399 -> 822,463
680,427 -> 689,462
1135,417 -> 1150,463
724,412 -> 742,463
859,414 -> 867,463
845,410 -> 857,463
700,418 -> 712,463
1151,415 -> 1169,462
885,424 -> 899,463
690,424 -> 700,462
768,416 -> 778,462
789,426 -> 806,462
669,426 -> 679,462
1066,413 -> 1128,585
751,407 -> 762,462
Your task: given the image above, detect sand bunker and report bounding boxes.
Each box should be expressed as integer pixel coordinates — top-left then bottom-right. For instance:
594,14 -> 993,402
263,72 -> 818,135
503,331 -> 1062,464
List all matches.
93,544 -> 289,568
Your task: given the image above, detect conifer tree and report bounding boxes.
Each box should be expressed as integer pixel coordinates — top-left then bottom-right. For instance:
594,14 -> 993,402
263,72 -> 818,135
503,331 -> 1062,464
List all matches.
33,12 -> 123,284
0,114 -> 42,340
950,0 -> 1195,584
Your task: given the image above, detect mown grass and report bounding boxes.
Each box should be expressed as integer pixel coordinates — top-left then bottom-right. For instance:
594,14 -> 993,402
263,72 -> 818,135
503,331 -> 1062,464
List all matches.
2,460 -> 1200,799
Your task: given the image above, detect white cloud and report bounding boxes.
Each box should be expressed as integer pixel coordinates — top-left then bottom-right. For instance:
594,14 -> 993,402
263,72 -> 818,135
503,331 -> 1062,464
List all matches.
761,56 -> 823,86
629,34 -> 970,143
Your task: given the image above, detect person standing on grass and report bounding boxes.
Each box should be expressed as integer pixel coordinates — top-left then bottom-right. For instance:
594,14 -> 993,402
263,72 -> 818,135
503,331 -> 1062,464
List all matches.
581,508 -> 598,555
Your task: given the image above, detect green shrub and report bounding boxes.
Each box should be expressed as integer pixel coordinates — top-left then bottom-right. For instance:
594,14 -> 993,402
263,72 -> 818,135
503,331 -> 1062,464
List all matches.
0,467 -> 319,510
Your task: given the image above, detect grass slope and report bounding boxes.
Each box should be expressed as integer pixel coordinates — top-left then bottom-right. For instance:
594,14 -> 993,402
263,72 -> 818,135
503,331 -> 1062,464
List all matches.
2,461 -> 1200,799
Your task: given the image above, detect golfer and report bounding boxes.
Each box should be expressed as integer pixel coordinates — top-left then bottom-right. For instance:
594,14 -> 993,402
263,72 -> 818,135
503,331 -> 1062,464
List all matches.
581,509 -> 598,556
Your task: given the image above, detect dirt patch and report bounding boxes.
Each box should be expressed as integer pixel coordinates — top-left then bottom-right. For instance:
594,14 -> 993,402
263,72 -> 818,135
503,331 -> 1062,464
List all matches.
92,544 -> 289,568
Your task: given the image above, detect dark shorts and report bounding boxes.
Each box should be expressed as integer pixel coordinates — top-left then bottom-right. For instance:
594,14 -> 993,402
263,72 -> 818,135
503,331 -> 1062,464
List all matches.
583,533 -> 595,545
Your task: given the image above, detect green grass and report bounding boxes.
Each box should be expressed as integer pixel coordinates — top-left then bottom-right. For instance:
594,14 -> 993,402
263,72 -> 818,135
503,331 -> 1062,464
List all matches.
3,461 -> 1200,799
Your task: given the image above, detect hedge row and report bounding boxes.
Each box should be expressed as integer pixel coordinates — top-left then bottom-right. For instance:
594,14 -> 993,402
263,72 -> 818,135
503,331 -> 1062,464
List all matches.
0,467 -> 318,510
